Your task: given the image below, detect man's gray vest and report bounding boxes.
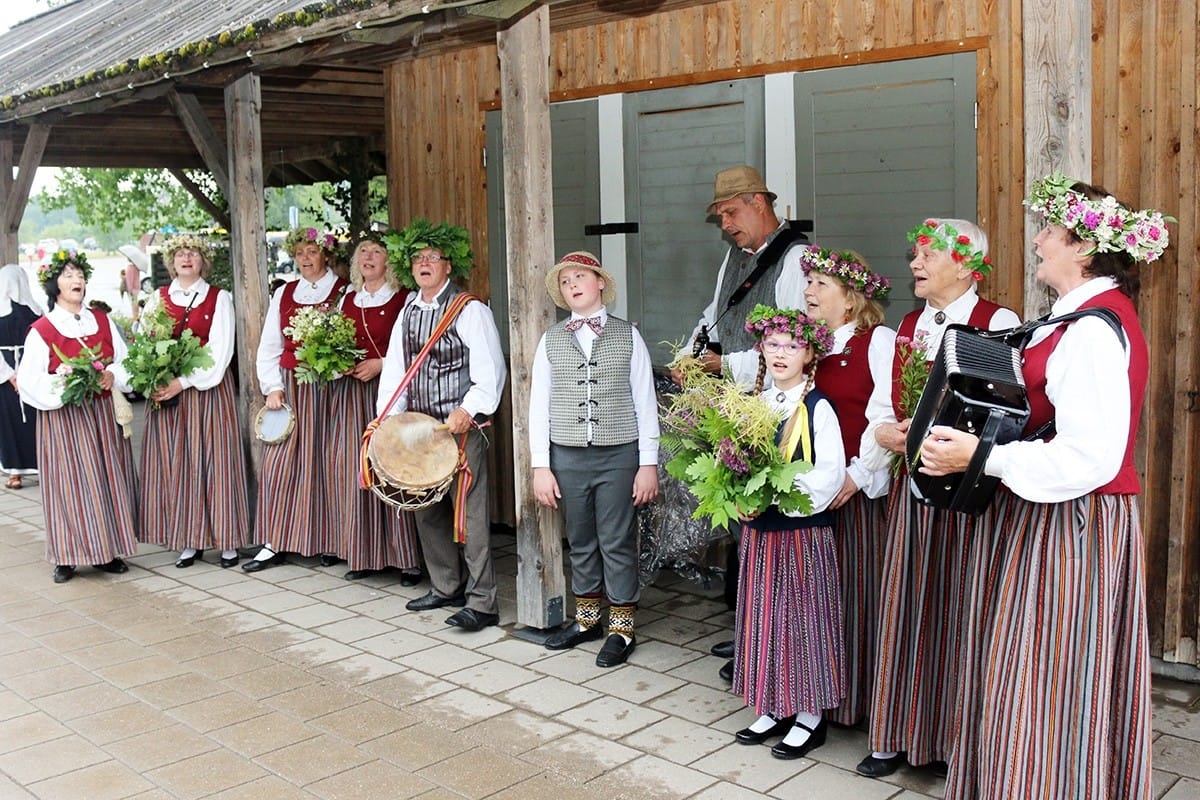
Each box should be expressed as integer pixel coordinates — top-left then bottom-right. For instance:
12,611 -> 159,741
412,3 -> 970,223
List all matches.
545,316 -> 638,447
402,284 -> 472,421
713,220 -> 808,353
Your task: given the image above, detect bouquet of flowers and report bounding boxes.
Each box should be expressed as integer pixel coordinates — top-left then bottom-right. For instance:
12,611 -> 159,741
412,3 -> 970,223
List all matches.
893,330 -> 931,474
284,303 -> 364,384
659,358 -> 814,529
122,303 -> 215,409
52,344 -> 109,407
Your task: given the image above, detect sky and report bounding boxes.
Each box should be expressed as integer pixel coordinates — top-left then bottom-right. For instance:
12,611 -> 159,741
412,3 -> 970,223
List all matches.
2,1 -> 59,193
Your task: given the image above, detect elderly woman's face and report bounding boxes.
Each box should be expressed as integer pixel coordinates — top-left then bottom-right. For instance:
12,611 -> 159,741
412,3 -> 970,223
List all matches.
55,264 -> 87,306
1033,224 -> 1087,294
355,241 -> 389,285
172,248 -> 204,280
293,243 -> 327,281
804,272 -> 854,326
909,243 -> 970,308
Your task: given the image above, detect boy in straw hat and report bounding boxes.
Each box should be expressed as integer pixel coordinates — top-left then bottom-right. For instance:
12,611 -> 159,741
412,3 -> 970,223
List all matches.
529,251 -> 660,667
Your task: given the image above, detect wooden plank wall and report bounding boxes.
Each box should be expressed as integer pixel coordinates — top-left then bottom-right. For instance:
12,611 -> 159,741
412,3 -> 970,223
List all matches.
384,0 -> 1200,666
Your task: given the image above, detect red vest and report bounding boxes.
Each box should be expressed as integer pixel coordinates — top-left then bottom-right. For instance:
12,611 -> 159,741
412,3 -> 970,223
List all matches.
158,285 -> 222,345
814,326 -> 876,460
32,311 -> 116,398
278,277 -> 349,369
341,289 -> 408,361
890,298 -> 1007,418
1019,288 -> 1147,494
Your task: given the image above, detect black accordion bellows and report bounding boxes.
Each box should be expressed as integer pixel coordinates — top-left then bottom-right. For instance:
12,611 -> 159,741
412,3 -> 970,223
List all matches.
905,325 -> 1031,514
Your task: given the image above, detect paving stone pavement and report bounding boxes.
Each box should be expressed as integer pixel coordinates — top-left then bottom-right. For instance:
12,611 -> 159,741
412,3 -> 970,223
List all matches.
0,480 -> 1197,799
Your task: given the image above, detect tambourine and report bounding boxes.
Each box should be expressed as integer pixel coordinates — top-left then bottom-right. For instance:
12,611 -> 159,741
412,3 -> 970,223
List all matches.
254,403 -> 295,444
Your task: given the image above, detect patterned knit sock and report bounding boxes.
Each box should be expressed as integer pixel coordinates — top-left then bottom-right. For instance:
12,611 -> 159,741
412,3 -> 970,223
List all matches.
574,595 -> 602,631
608,603 -> 636,644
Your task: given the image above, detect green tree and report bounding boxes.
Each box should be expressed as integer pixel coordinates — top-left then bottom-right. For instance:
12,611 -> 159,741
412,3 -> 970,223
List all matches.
37,168 -> 220,235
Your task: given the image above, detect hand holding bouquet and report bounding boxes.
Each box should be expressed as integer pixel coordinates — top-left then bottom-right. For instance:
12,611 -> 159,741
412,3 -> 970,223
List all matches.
123,303 -> 215,409
284,303 -> 364,384
52,344 -> 109,407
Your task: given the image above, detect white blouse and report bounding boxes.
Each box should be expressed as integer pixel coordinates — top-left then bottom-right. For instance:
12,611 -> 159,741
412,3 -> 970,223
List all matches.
762,384 -> 846,515
255,271 -> 344,396
142,279 -> 235,391
17,306 -> 132,411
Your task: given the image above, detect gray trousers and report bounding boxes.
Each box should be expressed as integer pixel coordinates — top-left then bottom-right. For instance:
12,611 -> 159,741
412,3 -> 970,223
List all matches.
551,441 -> 641,605
414,428 -> 497,614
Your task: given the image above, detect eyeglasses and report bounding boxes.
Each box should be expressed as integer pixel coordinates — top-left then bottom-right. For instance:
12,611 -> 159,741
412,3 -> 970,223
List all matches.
762,341 -> 807,355
412,254 -> 447,263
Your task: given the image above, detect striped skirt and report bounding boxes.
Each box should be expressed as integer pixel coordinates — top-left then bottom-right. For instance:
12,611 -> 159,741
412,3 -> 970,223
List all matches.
944,492 -> 1151,800
868,481 -> 982,764
140,371 -> 250,551
329,377 -> 419,571
825,491 -> 888,727
732,523 -> 845,717
37,399 -> 139,565
254,369 -> 339,556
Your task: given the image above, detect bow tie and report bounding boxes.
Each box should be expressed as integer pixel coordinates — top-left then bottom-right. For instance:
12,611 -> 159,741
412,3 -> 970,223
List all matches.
565,316 -> 604,335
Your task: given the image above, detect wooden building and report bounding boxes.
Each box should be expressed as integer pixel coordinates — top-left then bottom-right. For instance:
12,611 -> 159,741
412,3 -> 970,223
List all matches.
0,0 -> 1197,666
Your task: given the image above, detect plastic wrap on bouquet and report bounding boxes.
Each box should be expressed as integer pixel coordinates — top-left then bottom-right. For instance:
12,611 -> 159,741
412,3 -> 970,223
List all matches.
638,369 -> 731,587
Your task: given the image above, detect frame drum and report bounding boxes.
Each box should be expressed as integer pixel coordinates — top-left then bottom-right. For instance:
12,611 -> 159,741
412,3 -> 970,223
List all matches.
366,412 -> 459,509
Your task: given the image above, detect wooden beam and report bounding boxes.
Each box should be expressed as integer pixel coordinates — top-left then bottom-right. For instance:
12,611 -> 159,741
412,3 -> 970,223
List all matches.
167,89 -> 231,197
1022,0 -> 1090,319
167,168 -> 231,231
3,124 -> 50,236
463,0 -> 539,20
224,73 -> 270,510
0,137 -> 15,264
342,21 -> 423,45
497,3 -> 565,631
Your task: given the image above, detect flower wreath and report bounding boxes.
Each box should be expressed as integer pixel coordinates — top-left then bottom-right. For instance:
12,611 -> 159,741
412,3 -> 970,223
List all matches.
38,249 -> 92,284
744,304 -> 834,357
907,219 -> 992,281
798,245 -> 891,299
1024,171 -> 1173,263
383,218 -> 473,291
283,226 -> 340,256
163,233 -> 211,260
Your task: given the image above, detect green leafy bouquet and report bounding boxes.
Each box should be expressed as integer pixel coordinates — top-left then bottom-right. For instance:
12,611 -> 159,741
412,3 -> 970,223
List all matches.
52,344 -> 109,407
284,303 -> 364,384
123,303 -> 215,409
660,359 -> 814,529
893,330 -> 931,474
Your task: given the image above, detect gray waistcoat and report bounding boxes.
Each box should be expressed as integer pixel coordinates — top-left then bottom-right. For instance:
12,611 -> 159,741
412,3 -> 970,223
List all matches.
545,316 -> 638,447
714,221 -> 806,353
402,284 -> 471,420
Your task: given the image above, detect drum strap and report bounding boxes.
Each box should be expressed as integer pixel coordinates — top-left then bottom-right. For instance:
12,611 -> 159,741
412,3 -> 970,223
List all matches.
360,292 -> 481,503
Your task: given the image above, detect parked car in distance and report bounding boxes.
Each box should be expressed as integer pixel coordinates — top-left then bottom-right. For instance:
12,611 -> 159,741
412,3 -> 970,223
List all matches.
83,237 -> 98,250
58,239 -> 80,253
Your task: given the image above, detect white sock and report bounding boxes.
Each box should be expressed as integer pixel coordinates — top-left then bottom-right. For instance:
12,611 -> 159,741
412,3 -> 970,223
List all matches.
780,711 -> 822,747
221,549 -> 237,560
179,548 -> 197,559
253,544 -> 276,562
746,714 -> 778,734
872,751 -> 898,760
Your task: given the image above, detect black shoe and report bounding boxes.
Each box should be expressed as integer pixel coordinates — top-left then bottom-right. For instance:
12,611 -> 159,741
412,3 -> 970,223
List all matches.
219,556 -> 239,568
710,640 -> 735,658
242,549 -> 283,572
94,558 -> 128,574
545,623 -> 604,650
399,569 -> 423,587
406,590 -> 466,611
770,719 -> 827,760
319,554 -> 342,567
175,550 -> 203,568
857,753 -> 906,778
52,565 -> 75,583
595,634 -> 635,667
929,760 -> 948,779
445,607 -> 499,631
719,659 -> 734,682
735,714 -> 796,745
344,569 -> 377,581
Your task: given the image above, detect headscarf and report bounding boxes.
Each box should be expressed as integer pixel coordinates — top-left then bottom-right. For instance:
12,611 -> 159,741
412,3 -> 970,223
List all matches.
0,264 -> 44,317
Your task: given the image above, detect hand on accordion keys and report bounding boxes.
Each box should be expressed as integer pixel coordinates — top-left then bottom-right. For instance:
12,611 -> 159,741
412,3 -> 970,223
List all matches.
916,424 -> 981,477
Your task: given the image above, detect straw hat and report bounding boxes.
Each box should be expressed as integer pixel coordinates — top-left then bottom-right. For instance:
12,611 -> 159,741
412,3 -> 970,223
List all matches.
707,165 -> 776,213
545,251 -> 618,310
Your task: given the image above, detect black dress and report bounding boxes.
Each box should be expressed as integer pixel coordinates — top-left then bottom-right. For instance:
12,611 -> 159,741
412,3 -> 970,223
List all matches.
0,302 -> 40,472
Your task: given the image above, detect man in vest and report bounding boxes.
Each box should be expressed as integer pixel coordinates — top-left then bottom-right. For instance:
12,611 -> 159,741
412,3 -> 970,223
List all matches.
672,165 -> 810,389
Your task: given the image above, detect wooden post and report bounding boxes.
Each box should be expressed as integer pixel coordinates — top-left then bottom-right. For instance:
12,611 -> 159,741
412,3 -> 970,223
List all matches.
498,3 -> 566,632
1021,0 -> 1091,319
1,124 -> 50,265
224,73 -> 270,501
0,137 -> 13,265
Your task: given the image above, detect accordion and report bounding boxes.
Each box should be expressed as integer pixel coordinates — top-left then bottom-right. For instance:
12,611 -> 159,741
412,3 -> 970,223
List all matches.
904,325 -> 1031,514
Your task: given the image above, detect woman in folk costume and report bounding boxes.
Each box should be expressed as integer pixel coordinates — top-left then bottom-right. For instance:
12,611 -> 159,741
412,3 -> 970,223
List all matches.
731,307 -> 847,760
918,174 -> 1166,800
857,219 -> 1020,778
799,247 -> 896,727
17,249 -> 137,583
138,235 -> 249,569
332,230 -> 421,584
0,263 -> 43,489
245,226 -> 348,572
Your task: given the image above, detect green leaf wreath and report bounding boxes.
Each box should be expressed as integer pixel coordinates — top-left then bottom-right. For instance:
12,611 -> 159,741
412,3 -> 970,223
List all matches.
122,302 -> 215,409
382,218 -> 473,290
